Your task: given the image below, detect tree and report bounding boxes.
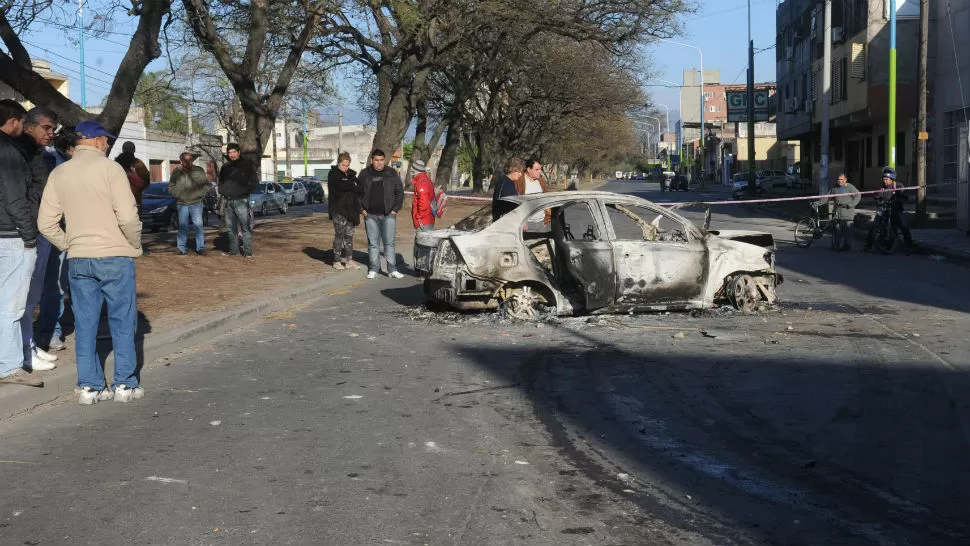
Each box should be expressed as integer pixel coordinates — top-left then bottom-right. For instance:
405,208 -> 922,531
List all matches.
180,0 -> 329,166
132,70 -> 188,134
0,0 -> 172,134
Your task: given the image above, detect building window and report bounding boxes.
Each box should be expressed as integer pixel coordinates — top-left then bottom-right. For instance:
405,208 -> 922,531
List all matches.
709,105 -> 716,113
865,137 -> 873,168
943,108 -> 970,183
896,132 -> 906,166
878,134 -> 887,167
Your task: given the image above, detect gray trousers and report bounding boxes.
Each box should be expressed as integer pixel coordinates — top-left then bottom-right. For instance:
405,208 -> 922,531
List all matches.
333,214 -> 356,262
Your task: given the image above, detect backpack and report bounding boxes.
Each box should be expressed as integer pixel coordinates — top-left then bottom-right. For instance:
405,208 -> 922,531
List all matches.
431,185 -> 447,218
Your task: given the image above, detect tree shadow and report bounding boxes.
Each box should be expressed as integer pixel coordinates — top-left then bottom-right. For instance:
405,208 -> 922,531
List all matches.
445,318 -> 970,544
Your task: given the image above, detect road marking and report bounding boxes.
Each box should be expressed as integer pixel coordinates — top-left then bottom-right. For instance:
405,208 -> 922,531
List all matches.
145,476 -> 188,484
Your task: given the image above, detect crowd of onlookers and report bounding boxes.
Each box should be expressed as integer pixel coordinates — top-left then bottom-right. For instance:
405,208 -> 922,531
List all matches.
0,92 -> 551,406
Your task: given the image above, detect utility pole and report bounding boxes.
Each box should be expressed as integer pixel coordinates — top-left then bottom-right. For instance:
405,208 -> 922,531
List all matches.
746,0 -> 756,196
302,101 -> 308,176
283,102 -> 292,178
78,0 -> 86,109
916,0 -> 928,225
888,0 -> 898,169
272,125 -> 279,181
337,110 -> 343,155
820,0 -> 833,193
186,102 -> 193,147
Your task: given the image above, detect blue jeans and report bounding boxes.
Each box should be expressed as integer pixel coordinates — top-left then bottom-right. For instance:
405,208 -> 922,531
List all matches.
364,213 -> 398,273
69,257 -> 138,390
224,198 -> 253,256
0,239 -> 36,377
20,237 -> 52,362
177,202 -> 205,252
36,246 -> 67,346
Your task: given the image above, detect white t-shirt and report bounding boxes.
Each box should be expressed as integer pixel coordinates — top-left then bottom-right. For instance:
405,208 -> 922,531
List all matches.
524,176 -> 544,222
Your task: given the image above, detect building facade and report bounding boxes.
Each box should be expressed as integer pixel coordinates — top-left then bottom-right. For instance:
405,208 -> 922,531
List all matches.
776,0 -> 920,191
932,0 -> 970,231
265,122 -> 377,181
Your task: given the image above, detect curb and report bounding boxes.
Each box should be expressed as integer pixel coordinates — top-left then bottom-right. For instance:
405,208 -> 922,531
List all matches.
0,263 -> 377,422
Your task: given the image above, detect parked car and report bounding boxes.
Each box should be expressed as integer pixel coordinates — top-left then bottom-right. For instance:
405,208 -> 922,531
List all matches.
297,178 -> 326,203
758,169 -> 789,189
615,171 -> 624,180
732,173 -> 764,199
250,182 -> 289,216
279,181 -> 309,205
414,191 -> 782,318
140,182 -> 177,232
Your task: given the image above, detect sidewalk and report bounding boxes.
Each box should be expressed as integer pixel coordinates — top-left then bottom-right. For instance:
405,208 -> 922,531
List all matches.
0,198 -> 486,421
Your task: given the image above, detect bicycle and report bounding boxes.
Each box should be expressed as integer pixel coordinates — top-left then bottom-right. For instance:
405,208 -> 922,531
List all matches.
794,203 -> 847,249
869,200 -> 904,255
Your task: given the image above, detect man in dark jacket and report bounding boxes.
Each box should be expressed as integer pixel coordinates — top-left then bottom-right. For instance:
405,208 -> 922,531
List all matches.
17,107 -> 60,371
0,99 -> 37,378
217,143 -> 259,257
358,149 -> 404,279
169,151 -> 210,255
491,157 -> 526,222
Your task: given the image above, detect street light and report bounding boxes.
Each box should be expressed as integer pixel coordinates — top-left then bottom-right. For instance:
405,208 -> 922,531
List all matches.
632,120 -> 656,157
654,103 -> 670,134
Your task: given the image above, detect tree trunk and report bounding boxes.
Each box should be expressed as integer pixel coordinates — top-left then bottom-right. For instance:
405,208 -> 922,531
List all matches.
435,120 -> 462,188
371,64 -> 431,156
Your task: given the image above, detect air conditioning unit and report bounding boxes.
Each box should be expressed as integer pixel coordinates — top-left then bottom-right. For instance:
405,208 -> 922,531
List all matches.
832,27 -> 844,43
783,97 -> 800,113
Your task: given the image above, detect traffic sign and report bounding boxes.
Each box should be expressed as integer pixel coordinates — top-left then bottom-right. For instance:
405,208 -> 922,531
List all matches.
726,89 -> 771,122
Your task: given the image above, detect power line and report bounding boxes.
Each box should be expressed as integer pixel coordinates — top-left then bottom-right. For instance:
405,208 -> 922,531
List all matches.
23,40 -> 120,80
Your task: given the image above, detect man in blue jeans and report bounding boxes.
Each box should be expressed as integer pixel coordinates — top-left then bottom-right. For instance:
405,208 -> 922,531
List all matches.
358,149 -> 405,279
168,151 -> 209,255
38,120 -> 144,405
0,99 -> 38,379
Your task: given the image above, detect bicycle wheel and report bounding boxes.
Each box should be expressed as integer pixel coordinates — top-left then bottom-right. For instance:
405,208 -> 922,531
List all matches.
873,223 -> 899,255
794,217 -> 818,248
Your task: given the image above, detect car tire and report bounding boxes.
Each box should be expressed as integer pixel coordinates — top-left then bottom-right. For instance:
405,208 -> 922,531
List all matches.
280,201 -> 288,214
260,203 -> 268,217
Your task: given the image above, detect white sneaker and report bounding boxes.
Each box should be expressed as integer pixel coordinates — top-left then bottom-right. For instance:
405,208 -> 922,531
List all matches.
366,271 -> 378,279
78,387 -> 107,405
389,271 -> 406,279
29,355 -> 56,371
113,385 -> 145,403
33,347 -> 58,362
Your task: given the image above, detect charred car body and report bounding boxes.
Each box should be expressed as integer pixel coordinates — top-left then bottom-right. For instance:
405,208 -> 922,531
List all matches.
414,192 -> 782,319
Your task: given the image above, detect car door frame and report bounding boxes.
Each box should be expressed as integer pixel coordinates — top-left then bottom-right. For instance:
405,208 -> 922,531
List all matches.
599,200 -> 708,308
551,200 -> 616,310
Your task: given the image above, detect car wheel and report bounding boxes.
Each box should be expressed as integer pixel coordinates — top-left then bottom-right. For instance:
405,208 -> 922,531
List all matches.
260,202 -> 268,217
280,201 -> 288,214
303,195 -> 310,206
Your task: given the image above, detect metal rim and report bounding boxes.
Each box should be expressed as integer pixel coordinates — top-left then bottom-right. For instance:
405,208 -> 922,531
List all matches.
728,274 -> 758,313
501,286 -> 541,320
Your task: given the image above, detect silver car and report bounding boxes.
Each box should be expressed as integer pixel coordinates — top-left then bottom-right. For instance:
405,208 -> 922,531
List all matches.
414,192 -> 782,318
250,182 -> 289,216
280,181 -> 309,205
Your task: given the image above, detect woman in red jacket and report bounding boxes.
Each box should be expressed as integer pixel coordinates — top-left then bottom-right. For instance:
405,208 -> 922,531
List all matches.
410,160 -> 435,231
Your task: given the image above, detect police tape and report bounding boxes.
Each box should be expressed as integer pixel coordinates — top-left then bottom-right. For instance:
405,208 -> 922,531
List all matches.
406,180 -> 965,208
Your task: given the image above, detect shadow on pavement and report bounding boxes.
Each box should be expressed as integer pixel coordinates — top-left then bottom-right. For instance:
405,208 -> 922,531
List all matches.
447,318 -> 970,545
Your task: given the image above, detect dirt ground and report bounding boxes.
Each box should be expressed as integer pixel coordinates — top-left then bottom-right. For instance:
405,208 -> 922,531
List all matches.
135,196 -> 488,330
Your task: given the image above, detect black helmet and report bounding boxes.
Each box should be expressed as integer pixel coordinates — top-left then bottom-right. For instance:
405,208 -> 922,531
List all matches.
881,166 -> 896,180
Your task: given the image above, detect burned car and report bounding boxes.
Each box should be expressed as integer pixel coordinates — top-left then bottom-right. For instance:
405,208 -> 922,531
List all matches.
414,192 -> 782,319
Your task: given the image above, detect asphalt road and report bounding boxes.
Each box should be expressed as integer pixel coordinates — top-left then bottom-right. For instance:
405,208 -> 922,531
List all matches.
2,180 -> 969,545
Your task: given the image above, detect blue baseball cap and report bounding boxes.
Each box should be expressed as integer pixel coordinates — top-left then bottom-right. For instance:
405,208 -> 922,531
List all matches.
75,120 -> 116,140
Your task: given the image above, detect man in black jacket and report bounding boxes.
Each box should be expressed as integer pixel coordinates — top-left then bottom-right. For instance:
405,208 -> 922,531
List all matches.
18,107 -> 60,371
217,143 -> 259,257
0,100 -> 38,378
358,149 -> 404,279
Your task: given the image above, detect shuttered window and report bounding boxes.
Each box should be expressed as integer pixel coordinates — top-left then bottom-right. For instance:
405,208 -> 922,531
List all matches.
851,43 -> 866,79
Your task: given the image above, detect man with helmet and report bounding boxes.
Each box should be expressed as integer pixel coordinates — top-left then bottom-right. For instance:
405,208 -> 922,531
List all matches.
865,167 -> 914,252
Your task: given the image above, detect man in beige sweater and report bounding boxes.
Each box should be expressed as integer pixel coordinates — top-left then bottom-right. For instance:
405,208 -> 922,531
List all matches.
38,120 -> 144,405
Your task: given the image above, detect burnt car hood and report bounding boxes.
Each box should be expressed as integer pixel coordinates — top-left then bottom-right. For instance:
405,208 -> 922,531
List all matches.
707,229 -> 775,249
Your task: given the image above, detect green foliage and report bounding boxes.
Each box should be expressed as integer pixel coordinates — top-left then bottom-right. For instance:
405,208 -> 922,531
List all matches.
402,142 -> 414,161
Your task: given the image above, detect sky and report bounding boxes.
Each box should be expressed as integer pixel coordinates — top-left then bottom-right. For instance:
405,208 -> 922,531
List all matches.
645,0 -> 780,127
15,0 -> 781,131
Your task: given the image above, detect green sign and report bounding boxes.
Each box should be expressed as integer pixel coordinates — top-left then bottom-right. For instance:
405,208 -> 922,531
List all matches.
726,90 -> 770,122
